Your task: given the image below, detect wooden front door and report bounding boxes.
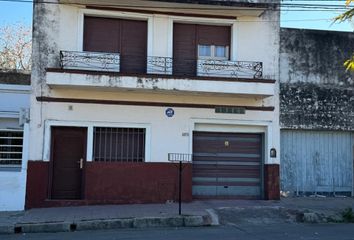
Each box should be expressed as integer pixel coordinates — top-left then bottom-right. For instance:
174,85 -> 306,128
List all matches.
50,127 -> 87,200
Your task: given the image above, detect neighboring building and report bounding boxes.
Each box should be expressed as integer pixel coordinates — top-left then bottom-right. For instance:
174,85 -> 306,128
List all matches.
280,28 -> 354,196
27,0 -> 280,208
0,71 -> 30,211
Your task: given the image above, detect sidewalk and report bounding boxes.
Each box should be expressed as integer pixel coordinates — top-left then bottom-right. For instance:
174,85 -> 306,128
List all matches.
0,197 -> 353,234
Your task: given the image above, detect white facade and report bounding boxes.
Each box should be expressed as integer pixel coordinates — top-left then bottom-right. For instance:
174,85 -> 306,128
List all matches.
28,0 -> 280,202
0,83 -> 30,211
30,1 -> 280,164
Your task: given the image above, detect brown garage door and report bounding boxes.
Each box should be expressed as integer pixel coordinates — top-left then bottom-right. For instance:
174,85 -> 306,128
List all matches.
192,131 -> 263,199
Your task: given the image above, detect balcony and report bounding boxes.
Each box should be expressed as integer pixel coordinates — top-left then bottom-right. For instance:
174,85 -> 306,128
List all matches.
60,51 -> 120,72
147,56 -> 173,75
59,51 -> 264,79
197,60 -> 262,79
46,51 -> 275,98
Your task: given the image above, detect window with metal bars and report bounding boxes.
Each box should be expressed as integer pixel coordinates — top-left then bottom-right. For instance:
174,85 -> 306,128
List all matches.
0,130 -> 23,166
93,127 -> 145,162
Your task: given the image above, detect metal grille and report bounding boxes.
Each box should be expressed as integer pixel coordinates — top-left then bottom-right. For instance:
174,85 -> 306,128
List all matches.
147,56 -> 173,75
93,127 -> 145,162
0,130 -> 23,166
60,51 -> 120,72
168,153 -> 192,162
197,59 -> 263,79
215,107 -> 246,114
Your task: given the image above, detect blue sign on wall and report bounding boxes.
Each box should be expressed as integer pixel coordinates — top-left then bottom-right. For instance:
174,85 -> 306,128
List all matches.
165,108 -> 175,117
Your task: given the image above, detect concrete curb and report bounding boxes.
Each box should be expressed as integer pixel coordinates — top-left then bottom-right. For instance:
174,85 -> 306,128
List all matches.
17,222 -> 72,233
0,225 -> 14,234
76,218 -> 134,231
214,206 -> 348,225
0,215 -> 212,234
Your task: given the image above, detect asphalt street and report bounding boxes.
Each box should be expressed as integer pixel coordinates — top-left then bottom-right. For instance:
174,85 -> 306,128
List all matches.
2,223 -> 354,240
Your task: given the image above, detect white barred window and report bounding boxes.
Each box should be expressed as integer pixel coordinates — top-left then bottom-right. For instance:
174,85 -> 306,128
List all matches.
0,130 -> 23,166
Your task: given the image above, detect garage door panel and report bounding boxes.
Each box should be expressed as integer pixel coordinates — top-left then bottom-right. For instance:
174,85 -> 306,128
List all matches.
193,170 -> 261,178
193,131 -> 263,199
193,156 -> 261,163
217,186 -> 261,197
193,180 -> 260,187
194,146 -> 261,154
194,153 -> 261,158
193,161 -> 260,166
192,186 -> 216,196
194,141 -> 261,150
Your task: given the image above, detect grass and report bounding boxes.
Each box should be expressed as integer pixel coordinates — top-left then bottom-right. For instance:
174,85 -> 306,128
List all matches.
342,207 -> 354,223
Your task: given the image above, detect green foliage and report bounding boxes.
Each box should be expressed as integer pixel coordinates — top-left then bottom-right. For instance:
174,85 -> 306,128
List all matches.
342,207 -> 354,223
334,7 -> 354,23
344,56 -> 354,71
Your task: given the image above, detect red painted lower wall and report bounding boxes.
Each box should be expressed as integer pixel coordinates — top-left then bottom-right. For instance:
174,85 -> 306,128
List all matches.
25,161 -> 192,209
25,161 -> 49,209
84,162 -> 192,203
26,161 -> 279,209
264,164 -> 280,200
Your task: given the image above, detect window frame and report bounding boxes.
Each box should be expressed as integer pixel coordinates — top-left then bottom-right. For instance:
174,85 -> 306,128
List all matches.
0,129 -> 23,168
198,44 -> 230,60
92,127 -> 146,163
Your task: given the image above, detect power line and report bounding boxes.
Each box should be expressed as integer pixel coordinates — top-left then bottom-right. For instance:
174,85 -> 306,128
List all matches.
0,0 -> 352,14
0,0 -> 352,9
0,0 -> 351,23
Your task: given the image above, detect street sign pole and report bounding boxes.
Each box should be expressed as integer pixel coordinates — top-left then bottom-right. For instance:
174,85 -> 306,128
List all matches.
179,160 -> 182,215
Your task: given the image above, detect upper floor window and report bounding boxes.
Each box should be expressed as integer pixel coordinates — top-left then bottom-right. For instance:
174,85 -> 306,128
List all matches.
173,23 -> 231,76
83,16 -> 147,74
198,45 -> 229,60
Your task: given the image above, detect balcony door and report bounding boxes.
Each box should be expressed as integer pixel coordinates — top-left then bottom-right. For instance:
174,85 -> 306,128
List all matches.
173,23 -> 231,77
83,16 -> 147,74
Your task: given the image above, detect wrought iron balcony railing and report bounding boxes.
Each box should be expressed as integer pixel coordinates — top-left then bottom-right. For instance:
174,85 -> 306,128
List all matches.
59,51 -> 263,79
147,56 -> 173,75
60,51 -> 120,72
197,59 -> 263,79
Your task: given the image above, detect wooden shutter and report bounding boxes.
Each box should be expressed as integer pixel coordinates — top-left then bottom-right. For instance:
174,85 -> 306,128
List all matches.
83,16 -> 120,53
83,16 -> 147,74
120,20 -> 147,74
173,23 -> 197,76
197,25 -> 231,46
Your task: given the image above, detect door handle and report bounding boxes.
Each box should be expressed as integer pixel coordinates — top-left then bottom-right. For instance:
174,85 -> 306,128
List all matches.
77,158 -> 83,169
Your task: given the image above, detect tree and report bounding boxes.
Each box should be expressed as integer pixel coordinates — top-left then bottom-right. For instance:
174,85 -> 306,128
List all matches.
0,23 -> 32,71
334,0 -> 354,71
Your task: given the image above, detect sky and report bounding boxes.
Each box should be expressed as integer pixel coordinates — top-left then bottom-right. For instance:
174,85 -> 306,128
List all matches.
0,0 -> 353,32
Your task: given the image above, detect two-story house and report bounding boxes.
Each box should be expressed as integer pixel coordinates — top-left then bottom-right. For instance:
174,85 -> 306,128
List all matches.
26,0 -> 280,208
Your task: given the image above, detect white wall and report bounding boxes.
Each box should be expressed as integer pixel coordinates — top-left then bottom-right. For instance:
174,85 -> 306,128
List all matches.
30,101 -> 277,165
0,85 -> 30,211
0,171 -> 27,211
56,6 -> 279,79
0,123 -> 29,211
0,84 -> 30,121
